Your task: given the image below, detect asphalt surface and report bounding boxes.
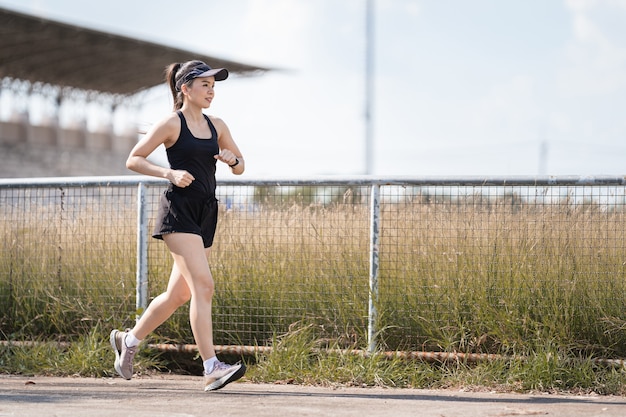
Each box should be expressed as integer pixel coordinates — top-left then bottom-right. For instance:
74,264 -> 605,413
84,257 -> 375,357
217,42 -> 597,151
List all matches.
1,375 -> 625,417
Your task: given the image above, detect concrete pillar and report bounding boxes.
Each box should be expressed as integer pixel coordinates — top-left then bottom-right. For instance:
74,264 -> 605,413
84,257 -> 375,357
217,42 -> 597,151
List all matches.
57,127 -> 86,149
0,120 -> 26,145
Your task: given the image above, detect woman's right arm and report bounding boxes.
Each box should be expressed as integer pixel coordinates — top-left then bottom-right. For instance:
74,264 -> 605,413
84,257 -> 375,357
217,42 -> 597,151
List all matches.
126,115 -> 195,188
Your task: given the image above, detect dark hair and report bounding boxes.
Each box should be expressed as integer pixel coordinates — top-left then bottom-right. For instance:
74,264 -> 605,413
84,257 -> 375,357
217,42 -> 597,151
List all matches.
164,60 -> 207,111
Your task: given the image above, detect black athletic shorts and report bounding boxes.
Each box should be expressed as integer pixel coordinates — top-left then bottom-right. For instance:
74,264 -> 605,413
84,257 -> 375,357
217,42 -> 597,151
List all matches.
152,189 -> 218,248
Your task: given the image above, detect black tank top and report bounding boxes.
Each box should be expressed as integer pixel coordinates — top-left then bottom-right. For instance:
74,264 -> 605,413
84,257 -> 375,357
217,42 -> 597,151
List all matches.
165,111 -> 219,198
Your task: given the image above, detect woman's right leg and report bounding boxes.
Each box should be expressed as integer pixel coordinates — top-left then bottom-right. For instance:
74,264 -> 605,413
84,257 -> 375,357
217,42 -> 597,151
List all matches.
110,262 -> 190,379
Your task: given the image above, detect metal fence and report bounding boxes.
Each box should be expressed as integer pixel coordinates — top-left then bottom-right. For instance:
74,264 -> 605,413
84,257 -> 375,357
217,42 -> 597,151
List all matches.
1,175 -> 626,357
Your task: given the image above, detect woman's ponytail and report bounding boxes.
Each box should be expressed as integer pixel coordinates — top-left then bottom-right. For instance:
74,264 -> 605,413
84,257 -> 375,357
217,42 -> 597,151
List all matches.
165,63 -> 183,111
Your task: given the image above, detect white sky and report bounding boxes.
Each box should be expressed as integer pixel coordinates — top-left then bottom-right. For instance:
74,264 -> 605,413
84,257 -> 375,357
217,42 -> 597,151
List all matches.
1,0 -> 625,178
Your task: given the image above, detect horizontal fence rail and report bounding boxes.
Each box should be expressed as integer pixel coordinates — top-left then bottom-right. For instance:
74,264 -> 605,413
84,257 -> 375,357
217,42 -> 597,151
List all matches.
1,175 -> 626,360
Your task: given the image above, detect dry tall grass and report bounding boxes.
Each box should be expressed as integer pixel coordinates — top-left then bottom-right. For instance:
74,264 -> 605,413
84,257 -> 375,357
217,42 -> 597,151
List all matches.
1,187 -> 625,360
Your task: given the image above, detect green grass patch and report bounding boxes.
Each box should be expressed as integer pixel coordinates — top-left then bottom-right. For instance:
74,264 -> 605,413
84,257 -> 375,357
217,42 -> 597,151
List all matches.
0,324 -> 163,377
244,321 -> 626,395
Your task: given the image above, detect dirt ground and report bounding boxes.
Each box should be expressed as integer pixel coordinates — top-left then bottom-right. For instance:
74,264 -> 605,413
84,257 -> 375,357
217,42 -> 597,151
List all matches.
1,374 -> 625,417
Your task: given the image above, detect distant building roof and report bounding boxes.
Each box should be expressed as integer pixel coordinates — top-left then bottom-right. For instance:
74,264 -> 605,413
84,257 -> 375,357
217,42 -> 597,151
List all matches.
0,6 -> 267,96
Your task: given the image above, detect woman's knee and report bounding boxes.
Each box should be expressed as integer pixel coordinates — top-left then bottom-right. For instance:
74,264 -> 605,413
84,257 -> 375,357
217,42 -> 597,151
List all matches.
192,276 -> 215,301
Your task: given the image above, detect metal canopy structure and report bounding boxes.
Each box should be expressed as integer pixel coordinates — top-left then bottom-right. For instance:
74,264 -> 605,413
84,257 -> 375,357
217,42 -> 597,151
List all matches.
0,7 -> 267,96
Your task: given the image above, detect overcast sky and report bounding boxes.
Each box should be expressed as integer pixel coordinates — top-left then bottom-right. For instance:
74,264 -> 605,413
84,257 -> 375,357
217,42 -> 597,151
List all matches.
1,0 -> 625,178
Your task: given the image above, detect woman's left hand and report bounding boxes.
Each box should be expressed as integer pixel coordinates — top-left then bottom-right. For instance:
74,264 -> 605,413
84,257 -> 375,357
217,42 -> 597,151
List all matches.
214,150 -> 238,166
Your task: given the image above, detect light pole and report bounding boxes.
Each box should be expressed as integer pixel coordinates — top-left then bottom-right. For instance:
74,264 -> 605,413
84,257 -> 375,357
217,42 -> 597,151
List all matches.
365,0 -> 374,175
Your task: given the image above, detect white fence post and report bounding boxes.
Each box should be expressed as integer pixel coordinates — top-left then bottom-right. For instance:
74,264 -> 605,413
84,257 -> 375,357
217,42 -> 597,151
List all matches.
135,182 -> 149,322
367,183 -> 380,354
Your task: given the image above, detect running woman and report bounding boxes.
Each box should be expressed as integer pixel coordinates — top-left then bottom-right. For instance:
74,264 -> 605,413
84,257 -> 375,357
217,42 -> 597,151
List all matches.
110,60 -> 245,391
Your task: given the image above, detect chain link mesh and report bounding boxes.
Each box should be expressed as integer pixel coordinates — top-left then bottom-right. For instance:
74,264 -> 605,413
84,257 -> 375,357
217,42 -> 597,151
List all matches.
1,179 -> 625,356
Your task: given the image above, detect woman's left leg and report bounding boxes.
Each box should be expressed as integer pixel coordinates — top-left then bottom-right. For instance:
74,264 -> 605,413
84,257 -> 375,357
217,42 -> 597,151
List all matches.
162,232 -> 245,391
162,232 -> 216,360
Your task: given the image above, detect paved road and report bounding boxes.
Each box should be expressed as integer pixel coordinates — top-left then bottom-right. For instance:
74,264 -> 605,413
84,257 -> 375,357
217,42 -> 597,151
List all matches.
1,375 -> 625,417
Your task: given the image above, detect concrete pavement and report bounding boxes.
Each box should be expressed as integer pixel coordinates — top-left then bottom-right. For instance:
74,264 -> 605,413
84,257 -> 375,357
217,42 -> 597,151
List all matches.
1,375 -> 625,416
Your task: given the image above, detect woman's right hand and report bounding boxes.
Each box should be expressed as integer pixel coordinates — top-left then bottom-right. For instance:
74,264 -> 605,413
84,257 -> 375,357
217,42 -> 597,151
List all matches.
168,169 -> 195,188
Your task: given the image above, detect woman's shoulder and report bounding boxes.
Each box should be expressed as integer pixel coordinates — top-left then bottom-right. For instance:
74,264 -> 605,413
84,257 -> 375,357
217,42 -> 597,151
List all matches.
164,111 -> 183,125
206,114 -> 228,131
144,112 -> 182,147
153,112 -> 182,132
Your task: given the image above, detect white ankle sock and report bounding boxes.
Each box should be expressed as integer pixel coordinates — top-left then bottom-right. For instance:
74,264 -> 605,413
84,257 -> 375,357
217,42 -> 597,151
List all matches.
203,356 -> 219,374
124,332 -> 141,348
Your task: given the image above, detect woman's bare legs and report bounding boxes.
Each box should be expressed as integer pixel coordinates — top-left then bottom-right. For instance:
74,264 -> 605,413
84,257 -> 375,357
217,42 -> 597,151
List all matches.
156,232 -> 244,390
161,232 -> 216,360
112,232 -> 244,388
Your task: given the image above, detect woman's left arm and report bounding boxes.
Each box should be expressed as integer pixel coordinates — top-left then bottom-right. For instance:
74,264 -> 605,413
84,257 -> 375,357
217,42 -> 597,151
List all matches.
212,116 -> 245,175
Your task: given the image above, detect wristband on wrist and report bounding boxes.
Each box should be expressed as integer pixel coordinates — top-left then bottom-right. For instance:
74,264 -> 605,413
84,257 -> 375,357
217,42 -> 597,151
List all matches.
229,158 -> 240,168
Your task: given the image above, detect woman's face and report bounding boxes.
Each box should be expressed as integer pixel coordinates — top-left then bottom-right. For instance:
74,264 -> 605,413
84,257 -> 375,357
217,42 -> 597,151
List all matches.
184,76 -> 216,108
